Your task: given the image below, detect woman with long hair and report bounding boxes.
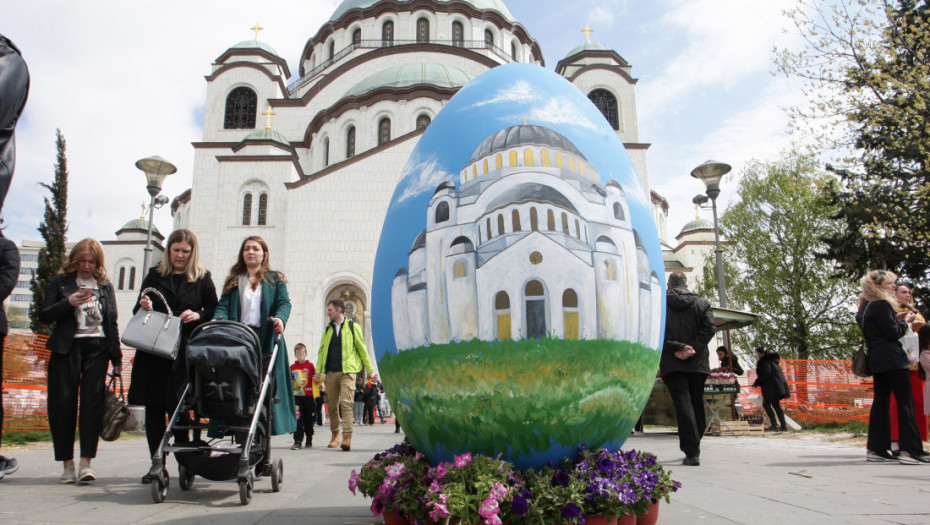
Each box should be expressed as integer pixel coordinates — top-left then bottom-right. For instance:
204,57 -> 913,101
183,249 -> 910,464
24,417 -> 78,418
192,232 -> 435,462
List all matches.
857,270 -> 929,464
214,236 -> 296,440
38,239 -> 121,483
128,229 -> 217,484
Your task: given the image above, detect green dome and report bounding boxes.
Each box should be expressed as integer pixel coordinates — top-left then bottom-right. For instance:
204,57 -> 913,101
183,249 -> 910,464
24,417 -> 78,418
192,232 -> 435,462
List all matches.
230,39 -> 280,56
564,41 -> 612,59
119,218 -> 160,235
330,0 -> 516,23
239,128 -> 292,148
679,217 -> 714,235
346,63 -> 474,97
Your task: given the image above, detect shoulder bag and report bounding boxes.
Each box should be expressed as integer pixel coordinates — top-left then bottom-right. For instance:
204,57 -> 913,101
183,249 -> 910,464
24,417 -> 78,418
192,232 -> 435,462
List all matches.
852,302 -> 872,378
101,373 -> 130,441
121,287 -> 182,360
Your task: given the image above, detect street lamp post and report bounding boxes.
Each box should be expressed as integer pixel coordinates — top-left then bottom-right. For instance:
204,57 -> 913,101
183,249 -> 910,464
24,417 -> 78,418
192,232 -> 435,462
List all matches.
135,155 -> 176,273
690,160 -> 731,310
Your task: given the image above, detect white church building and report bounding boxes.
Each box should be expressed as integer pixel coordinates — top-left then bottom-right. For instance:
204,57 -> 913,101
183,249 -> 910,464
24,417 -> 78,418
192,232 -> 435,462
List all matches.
391,124 -> 662,351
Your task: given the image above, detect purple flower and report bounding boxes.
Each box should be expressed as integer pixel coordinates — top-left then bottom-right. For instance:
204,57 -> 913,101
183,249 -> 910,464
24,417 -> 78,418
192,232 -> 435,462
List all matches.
479,498 -> 500,518
436,463 -> 448,480
561,503 -> 582,520
348,469 -> 360,495
552,470 -> 571,487
512,494 -> 529,516
454,452 -> 473,468
371,497 -> 385,517
489,482 -> 508,500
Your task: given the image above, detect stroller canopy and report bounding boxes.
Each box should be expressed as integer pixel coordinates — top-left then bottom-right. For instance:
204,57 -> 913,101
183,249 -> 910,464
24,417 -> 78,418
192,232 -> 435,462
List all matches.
187,322 -> 261,388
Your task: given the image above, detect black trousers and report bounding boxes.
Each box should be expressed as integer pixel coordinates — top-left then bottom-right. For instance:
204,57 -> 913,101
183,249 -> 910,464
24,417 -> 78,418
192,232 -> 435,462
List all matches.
763,398 -> 786,429
869,368 -> 924,454
47,338 -> 110,461
363,399 -> 375,424
293,395 -> 315,445
664,372 -> 706,458
0,335 -> 5,441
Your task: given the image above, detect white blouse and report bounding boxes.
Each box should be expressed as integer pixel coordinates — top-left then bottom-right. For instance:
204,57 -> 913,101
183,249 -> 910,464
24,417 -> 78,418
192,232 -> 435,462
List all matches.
238,273 -> 262,327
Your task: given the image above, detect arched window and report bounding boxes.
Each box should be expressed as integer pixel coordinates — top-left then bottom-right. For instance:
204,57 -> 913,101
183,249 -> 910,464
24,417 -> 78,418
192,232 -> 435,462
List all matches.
486,218 -> 492,240
328,41 -> 335,60
416,114 -> 431,129
378,117 -> 391,145
510,41 -> 517,61
454,260 -> 466,278
382,21 -> 394,46
129,267 -> 136,290
452,21 -> 464,47
322,138 -> 330,166
495,153 -> 503,169
525,280 -> 546,339
509,150 -> 518,167
512,209 -> 521,231
562,289 -> 579,340
352,28 -> 361,46
258,193 -> 268,226
541,150 -> 551,167
242,193 -> 252,225
417,18 -> 430,42
435,201 -> 450,223
346,126 -> 356,158
524,148 -> 535,166
530,207 -> 538,231
224,87 -> 257,129
561,212 -> 569,234
497,214 -> 505,235
118,267 -> 125,290
588,89 -> 620,130
605,260 -> 617,280
547,209 -> 555,231
495,291 -> 511,340
613,202 -> 625,220
484,29 -> 494,47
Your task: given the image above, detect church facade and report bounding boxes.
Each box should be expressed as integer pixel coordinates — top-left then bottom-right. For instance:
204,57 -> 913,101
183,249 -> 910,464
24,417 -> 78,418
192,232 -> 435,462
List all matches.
168,0 -> 672,363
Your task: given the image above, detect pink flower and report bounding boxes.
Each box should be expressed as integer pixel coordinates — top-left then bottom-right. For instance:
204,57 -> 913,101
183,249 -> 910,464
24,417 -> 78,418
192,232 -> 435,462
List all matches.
385,463 -> 405,478
371,497 -> 385,517
436,463 -> 448,480
479,498 -> 500,519
428,503 -> 450,521
348,470 -> 360,495
428,480 -> 441,493
484,516 -> 503,525
488,482 -> 508,500
454,452 -> 473,468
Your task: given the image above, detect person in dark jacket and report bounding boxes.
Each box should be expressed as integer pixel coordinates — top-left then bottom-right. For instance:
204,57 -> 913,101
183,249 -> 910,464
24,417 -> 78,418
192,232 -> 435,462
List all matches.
0,33 -> 29,215
714,346 -> 744,375
38,239 -> 121,483
752,346 -> 790,431
661,271 -> 716,466
856,270 -> 929,464
0,230 -> 19,479
128,229 -> 217,484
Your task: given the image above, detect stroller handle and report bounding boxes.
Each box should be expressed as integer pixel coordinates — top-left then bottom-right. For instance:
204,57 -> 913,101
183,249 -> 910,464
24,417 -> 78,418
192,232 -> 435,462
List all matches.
189,320 -> 262,350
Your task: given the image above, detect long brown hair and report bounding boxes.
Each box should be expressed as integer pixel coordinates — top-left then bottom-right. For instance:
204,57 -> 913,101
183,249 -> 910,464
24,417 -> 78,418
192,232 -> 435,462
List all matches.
221,236 -> 286,295
158,229 -> 206,281
59,238 -> 108,285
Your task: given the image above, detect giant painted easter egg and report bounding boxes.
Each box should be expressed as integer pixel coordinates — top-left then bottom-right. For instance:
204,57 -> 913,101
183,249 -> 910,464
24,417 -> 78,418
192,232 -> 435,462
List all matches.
372,63 -> 665,469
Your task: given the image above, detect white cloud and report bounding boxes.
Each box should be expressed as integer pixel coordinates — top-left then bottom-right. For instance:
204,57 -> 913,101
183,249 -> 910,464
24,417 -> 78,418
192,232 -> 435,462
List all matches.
396,156 -> 453,203
471,80 -> 542,107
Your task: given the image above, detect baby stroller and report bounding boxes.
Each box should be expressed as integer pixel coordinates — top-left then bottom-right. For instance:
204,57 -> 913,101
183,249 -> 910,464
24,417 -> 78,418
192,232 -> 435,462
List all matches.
147,320 -> 284,505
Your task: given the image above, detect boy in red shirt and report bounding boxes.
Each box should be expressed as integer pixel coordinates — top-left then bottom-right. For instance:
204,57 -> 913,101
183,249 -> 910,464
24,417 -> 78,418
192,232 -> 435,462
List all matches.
290,343 -> 315,449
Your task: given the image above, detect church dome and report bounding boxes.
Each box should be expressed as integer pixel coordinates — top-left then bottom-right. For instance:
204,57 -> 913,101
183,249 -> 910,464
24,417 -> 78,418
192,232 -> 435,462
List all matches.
329,0 -> 517,23
237,128 -> 292,149
564,41 -> 612,59
486,183 -> 577,214
229,39 -> 280,57
116,218 -> 160,237
469,125 -> 585,163
679,217 -> 714,235
346,64 -> 474,97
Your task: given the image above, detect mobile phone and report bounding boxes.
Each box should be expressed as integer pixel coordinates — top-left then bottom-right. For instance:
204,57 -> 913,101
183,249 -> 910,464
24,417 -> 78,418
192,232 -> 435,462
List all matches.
79,286 -> 92,294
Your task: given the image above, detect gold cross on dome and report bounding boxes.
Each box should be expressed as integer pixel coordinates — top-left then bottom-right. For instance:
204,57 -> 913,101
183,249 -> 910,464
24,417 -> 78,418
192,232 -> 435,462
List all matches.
251,22 -> 264,41
263,106 -> 276,130
581,24 -> 594,44
694,202 -> 701,219
140,202 -> 147,220
521,115 -> 528,125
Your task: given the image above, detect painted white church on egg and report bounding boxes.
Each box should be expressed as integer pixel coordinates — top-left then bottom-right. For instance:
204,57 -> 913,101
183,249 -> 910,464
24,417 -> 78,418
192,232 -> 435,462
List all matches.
392,124 -> 662,351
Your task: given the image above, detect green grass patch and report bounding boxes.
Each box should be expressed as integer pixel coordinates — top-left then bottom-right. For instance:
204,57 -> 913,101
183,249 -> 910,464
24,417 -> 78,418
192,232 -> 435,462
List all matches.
2,431 -> 53,446
380,337 -> 659,467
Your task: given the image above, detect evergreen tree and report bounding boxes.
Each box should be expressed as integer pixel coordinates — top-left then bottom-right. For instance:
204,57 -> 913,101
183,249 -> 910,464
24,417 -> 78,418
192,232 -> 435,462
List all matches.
29,129 -> 69,334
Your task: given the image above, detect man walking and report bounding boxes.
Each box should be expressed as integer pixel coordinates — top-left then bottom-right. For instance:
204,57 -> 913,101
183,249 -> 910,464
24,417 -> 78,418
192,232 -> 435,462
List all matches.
312,299 -> 373,452
661,271 -> 715,466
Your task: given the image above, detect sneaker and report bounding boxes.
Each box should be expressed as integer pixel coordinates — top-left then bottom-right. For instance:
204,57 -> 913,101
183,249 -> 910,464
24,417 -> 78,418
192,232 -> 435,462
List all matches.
905,452 -> 930,464
78,465 -> 96,482
141,472 -> 154,484
682,456 -> 700,466
0,456 -> 18,480
866,450 -> 896,462
290,442 -> 302,450
60,465 -> 77,484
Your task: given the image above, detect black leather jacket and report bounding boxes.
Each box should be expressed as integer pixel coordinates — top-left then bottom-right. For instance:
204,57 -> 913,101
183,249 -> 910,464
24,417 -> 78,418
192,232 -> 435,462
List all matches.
0,34 -> 30,212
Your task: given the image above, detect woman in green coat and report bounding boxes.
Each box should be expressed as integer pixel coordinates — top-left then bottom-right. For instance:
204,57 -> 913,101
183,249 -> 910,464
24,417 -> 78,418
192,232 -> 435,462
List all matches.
214,236 -> 296,436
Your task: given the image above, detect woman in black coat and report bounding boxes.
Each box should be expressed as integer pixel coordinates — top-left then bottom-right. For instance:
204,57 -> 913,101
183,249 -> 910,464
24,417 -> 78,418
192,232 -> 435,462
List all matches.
127,229 -> 217,483
857,270 -> 928,464
38,238 -> 121,484
752,346 -> 790,431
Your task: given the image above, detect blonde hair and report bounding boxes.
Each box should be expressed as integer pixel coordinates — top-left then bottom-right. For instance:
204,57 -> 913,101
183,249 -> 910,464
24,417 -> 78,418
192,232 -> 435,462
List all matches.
158,229 -> 206,281
858,269 -> 900,308
59,238 -> 108,286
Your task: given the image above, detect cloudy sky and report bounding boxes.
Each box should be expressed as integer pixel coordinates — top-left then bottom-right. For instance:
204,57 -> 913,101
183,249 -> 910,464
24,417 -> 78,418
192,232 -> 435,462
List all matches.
0,0 -> 804,248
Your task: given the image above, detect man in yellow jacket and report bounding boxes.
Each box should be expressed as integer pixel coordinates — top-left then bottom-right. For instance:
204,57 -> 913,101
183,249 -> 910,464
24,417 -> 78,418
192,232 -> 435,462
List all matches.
313,299 -> 373,451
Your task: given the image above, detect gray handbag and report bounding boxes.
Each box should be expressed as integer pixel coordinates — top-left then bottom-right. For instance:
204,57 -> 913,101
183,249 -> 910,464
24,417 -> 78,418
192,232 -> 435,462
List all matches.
120,287 -> 182,360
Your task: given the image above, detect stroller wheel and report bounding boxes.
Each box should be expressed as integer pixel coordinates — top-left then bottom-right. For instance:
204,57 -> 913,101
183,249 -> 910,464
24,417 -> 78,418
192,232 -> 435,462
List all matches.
151,473 -> 169,503
239,472 -> 253,505
178,464 -> 195,491
271,458 -> 283,492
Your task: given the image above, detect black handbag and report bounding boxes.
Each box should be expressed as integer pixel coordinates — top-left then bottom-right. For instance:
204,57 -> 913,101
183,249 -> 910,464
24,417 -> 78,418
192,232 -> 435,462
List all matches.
101,374 -> 130,441
121,287 -> 182,360
852,303 -> 872,378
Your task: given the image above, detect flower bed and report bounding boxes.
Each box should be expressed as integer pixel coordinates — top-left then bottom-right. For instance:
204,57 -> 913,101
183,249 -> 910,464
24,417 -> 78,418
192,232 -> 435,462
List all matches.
349,441 -> 680,524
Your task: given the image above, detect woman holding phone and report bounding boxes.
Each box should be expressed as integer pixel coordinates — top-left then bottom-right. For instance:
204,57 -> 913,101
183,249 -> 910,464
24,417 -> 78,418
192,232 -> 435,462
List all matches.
38,238 -> 121,483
